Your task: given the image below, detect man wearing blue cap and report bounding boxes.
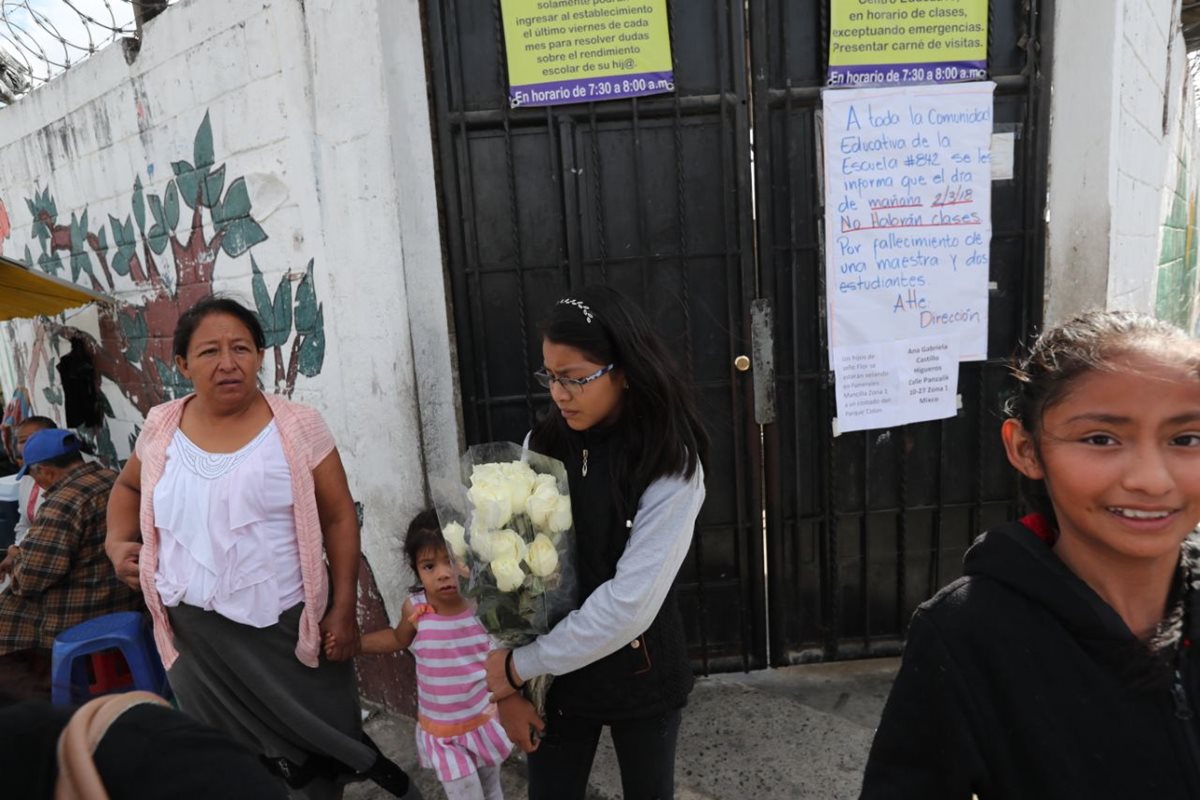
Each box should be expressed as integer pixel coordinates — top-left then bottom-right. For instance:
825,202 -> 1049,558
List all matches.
0,429 -> 141,655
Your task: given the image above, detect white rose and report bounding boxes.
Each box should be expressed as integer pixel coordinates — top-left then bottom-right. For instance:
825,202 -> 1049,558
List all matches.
547,494 -> 573,533
442,521 -> 468,560
526,485 -> 560,529
468,482 -> 512,529
532,473 -> 558,493
471,530 -> 498,562
470,463 -> 505,487
489,529 -> 528,563
491,556 -> 526,592
525,533 -> 559,578
499,462 -> 537,515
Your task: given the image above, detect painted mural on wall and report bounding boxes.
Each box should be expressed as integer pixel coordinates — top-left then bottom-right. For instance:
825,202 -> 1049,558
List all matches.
1156,160 -> 1200,330
2,111 -> 326,463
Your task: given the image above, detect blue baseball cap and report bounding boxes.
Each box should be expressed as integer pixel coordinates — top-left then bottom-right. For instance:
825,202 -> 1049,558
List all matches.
16,429 -> 82,479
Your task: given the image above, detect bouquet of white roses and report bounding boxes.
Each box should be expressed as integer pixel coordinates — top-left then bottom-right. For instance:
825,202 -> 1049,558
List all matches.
433,441 -> 577,716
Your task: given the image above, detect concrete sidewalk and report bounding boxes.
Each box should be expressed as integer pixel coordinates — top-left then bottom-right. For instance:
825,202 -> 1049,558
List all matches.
347,658 -> 898,800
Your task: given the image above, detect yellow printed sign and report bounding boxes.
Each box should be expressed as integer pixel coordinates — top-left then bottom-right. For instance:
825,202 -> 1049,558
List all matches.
828,0 -> 988,87
501,0 -> 674,107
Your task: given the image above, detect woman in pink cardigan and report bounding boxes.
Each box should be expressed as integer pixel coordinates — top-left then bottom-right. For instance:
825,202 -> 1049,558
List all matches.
105,297 -> 411,799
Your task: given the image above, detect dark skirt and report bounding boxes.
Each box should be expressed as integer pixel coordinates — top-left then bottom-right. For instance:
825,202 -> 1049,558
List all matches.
166,602 -> 374,799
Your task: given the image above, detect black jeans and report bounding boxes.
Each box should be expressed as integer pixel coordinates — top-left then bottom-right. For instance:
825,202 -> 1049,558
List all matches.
527,707 -> 682,800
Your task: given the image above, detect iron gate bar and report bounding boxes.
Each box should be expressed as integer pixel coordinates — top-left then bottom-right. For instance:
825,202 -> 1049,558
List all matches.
446,93 -> 744,125
706,0 -> 761,670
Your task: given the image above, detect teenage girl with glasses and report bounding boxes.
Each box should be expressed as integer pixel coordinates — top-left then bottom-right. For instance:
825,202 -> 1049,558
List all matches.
484,286 -> 709,800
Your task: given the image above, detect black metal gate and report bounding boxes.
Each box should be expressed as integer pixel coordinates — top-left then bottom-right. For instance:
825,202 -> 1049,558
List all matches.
422,0 -> 1050,671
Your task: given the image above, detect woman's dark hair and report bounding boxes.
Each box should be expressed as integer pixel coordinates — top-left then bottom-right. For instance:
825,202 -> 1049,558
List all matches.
531,286 -> 710,509
1006,309 -> 1199,530
403,509 -> 446,585
172,295 -> 267,359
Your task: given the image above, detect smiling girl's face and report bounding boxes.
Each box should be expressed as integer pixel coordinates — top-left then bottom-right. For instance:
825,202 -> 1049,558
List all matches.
1003,350 -> 1200,571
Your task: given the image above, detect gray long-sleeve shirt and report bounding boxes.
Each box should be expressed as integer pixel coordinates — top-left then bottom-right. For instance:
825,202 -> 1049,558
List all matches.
511,463 -> 705,681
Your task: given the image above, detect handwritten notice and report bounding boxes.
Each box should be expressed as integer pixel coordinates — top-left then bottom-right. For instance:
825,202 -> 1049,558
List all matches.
823,81 -> 995,362
828,0 -> 988,88
833,335 -> 961,434
500,0 -> 674,108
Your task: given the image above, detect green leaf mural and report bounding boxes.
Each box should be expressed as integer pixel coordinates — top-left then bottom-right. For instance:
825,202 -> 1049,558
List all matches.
295,260 -> 318,334
132,175 -> 146,232
251,256 -> 273,326
214,177 -> 268,257
19,108 -> 327,449
221,216 -> 268,258
298,306 -> 326,378
153,358 -> 194,400
202,165 -> 226,210
108,214 -> 135,276
214,176 -> 251,223
147,193 -> 169,255
119,311 -> 149,363
172,160 -> 202,208
194,111 -> 215,170
251,257 -> 293,348
165,181 -> 180,230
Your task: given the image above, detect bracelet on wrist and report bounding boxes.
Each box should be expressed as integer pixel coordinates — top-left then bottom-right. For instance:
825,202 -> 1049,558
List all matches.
504,649 -> 523,691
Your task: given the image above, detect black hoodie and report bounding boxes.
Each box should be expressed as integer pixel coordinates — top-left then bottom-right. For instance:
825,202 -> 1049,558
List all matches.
860,521 -> 1200,800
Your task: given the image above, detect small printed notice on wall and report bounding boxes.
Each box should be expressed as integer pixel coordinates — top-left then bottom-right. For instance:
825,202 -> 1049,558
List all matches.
827,0 -> 988,88
824,81 -> 995,433
500,0 -> 674,108
833,336 -> 960,433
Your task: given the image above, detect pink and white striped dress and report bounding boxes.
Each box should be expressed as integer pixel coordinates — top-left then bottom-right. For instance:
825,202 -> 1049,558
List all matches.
409,592 -> 513,782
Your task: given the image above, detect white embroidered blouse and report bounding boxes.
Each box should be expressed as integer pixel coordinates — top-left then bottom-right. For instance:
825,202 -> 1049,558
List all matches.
152,421 -> 304,628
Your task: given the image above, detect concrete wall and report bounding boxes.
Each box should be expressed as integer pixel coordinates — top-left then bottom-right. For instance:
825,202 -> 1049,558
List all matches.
1046,0 -> 1200,328
0,0 -> 458,709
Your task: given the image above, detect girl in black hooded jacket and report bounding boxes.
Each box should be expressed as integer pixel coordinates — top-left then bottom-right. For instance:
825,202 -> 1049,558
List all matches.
862,310 -> 1200,800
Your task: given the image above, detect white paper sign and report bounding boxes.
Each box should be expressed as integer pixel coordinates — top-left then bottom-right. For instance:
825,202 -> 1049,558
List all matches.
896,336 -> 960,424
833,335 -> 961,434
832,342 -> 904,432
823,82 -> 995,361
991,131 -> 1015,181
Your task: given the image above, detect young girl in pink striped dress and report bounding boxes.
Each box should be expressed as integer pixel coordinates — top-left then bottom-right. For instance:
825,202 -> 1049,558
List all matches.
326,510 -> 512,800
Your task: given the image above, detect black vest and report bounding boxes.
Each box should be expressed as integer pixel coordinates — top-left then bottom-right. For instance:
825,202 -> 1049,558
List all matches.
535,424 -> 694,722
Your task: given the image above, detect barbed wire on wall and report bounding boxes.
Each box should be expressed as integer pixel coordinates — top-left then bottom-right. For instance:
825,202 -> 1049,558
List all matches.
0,0 -> 174,104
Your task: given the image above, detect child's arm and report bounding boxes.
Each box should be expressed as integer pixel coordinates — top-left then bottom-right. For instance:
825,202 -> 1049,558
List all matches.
326,598 -> 418,657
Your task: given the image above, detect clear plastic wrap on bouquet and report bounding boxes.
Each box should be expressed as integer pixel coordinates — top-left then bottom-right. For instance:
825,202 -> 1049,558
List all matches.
432,441 -> 578,716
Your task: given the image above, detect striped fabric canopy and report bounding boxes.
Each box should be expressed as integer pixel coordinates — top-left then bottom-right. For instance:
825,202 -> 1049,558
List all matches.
0,255 -> 111,321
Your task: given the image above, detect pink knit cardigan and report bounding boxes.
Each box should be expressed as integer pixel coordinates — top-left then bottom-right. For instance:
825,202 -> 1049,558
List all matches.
136,393 -> 337,669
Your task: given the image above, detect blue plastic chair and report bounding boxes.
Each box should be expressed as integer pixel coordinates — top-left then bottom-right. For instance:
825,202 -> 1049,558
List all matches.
50,611 -> 168,705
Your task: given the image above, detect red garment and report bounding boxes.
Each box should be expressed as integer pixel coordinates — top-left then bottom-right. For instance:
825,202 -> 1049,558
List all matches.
26,484 -> 39,521
1019,512 -> 1056,544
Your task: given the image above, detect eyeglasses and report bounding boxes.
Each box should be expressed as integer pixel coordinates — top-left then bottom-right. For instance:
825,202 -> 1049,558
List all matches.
533,363 -> 615,396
